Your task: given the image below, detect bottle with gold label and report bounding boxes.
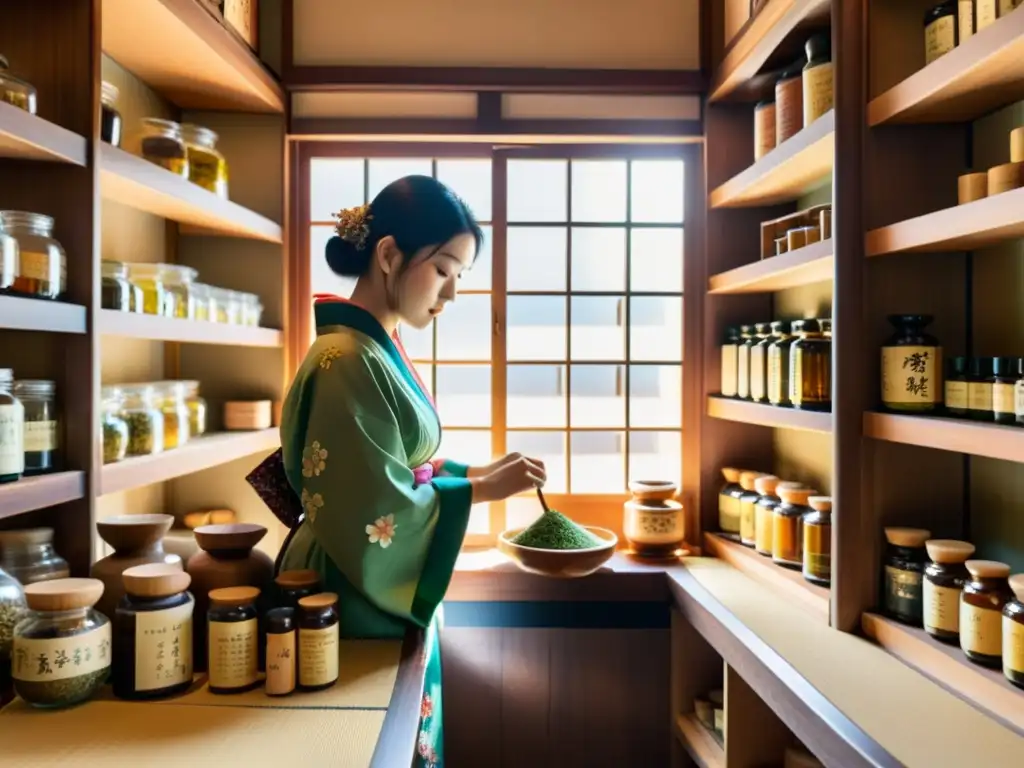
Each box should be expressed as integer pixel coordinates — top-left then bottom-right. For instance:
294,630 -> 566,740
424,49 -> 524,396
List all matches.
767,320 -> 794,407
883,527 -> 931,626
719,468 -> 744,538
802,32 -> 833,128
298,593 -> 340,691
923,540 -> 975,643
774,485 -> 816,570
961,560 -> 1013,668
944,356 -> 969,417
749,323 -> 771,403
881,315 -> 943,412
967,357 -> 994,420
754,476 -> 783,557
958,0 -> 975,43
802,496 -> 832,587
976,0 -> 998,31
738,471 -> 765,548
992,356 -> 1016,425
789,319 -> 831,411
721,328 -> 740,398
1004,574 -> 1024,690
737,326 -> 755,400
207,586 -> 260,694
1015,357 -> 1024,426
924,0 -> 958,66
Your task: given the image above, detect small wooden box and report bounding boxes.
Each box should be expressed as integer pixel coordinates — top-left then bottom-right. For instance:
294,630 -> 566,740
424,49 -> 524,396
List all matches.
760,204 -> 831,259
224,0 -> 259,51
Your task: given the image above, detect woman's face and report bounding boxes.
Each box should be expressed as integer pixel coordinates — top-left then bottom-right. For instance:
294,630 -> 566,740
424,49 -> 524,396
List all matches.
394,233 -> 477,329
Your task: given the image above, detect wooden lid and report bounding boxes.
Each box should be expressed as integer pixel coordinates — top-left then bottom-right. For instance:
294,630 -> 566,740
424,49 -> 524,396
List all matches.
1009,574 -> 1024,602
965,560 -> 1011,579
925,539 -> 975,564
739,471 -> 765,491
884,527 -> 931,547
298,592 -> 339,611
24,578 -> 104,612
721,467 -> 741,483
753,475 -> 780,495
778,486 -> 816,505
122,563 -> 190,598
208,586 -> 260,606
275,569 -> 321,589
0,527 -> 54,547
808,496 -> 832,512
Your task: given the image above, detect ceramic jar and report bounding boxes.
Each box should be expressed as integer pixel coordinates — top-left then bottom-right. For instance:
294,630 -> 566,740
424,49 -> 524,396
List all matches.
623,480 -> 685,557
186,523 -> 274,671
91,514 -> 182,621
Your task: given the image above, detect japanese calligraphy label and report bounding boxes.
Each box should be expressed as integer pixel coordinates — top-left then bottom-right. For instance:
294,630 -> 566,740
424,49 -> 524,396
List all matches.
135,598 -> 193,692
298,624 -> 339,688
881,346 -> 941,405
208,617 -> 257,690
12,623 -> 111,682
961,603 -> 1001,657
266,630 -> 296,695
923,582 -> 961,634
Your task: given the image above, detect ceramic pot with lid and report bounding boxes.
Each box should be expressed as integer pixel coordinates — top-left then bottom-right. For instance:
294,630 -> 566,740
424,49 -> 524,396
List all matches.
623,480 -> 685,557
91,514 -> 181,621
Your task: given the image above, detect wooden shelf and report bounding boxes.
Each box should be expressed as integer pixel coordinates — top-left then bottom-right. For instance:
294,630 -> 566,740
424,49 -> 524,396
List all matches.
862,613 -> 1024,736
863,411 -> 1024,463
707,396 -> 833,433
709,239 -> 833,294
709,0 -> 832,102
865,187 -> 1024,257
704,533 -> 830,621
0,295 -> 86,334
868,9 -> 1024,125
0,472 -> 86,521
100,429 -> 280,496
0,102 -> 87,165
709,111 -> 834,209
101,0 -> 284,113
99,310 -> 283,347
674,713 -> 725,768
100,144 -> 283,243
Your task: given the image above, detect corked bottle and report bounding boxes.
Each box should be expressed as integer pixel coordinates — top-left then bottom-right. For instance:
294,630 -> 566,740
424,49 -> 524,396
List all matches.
207,586 -> 260,694
960,560 -> 1013,668
754,476 -> 783,557
298,593 -> 340,692
883,527 -> 930,626
738,472 -> 765,549
802,496 -> 832,586
773,485 -> 816,570
924,0 -> 958,65
802,32 -> 833,127
718,468 -> 744,539
923,539 -> 975,643
721,327 -> 740,398
265,607 -> 296,697
775,61 -> 804,145
754,99 -> 777,160
1004,574 -> 1024,689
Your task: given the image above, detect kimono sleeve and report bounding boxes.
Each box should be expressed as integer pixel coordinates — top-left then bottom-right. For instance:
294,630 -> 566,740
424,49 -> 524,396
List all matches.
282,356 -> 473,627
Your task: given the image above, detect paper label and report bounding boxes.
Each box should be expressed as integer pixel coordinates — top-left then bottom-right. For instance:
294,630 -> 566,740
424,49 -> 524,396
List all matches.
737,346 -> 750,399
17,251 -> 57,283
24,420 -> 57,452
1004,617 -> 1024,673
923,582 -> 961,633
961,603 -> 1002,656
721,345 -> 738,397
977,0 -> 997,29
882,346 -> 942,404
959,0 -> 975,40
0,402 -> 24,475
968,382 -> 993,412
299,624 -> 339,687
12,623 -> 111,682
749,347 -> 766,401
266,631 -> 296,695
208,617 -> 258,690
755,506 -> 774,552
767,348 -> 787,404
739,499 -> 757,543
802,63 -> 834,125
775,76 -> 803,143
134,598 -> 193,692
994,383 -> 1015,415
885,566 -> 923,620
925,16 -> 956,65
945,380 -> 968,410
718,495 -> 740,534
1016,380 -> 1024,418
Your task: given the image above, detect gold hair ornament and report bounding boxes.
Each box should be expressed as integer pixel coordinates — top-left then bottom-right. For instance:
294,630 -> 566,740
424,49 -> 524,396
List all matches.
333,203 -> 373,251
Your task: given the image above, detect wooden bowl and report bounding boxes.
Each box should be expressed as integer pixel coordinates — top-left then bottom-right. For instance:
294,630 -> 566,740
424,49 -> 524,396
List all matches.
497,526 -> 618,578
96,513 -> 174,552
193,523 -> 267,553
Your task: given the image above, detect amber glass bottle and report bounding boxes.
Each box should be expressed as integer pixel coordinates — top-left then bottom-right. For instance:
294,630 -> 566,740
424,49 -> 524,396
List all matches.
753,475 -> 781,556
961,560 -> 1013,668
773,485 -> 816,570
718,468 -> 744,538
1004,574 -> 1024,689
789,320 -> 831,411
923,539 -> 975,643
802,496 -> 832,587
883,527 -> 930,626
881,315 -> 942,413
738,471 -> 765,548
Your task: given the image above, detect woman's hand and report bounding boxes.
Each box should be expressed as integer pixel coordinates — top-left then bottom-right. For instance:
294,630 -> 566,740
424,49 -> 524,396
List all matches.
467,452 -> 545,480
471,455 -> 547,504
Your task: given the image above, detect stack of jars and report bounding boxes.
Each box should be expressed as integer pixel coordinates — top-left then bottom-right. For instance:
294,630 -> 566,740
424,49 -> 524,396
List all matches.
101,381 -> 208,463
139,118 -> 230,199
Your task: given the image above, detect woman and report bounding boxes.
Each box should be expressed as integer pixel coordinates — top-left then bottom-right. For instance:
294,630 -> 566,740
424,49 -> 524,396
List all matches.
249,175 -> 545,767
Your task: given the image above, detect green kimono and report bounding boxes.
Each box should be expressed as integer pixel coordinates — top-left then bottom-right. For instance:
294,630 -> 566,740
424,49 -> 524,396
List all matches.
279,296 -> 473,768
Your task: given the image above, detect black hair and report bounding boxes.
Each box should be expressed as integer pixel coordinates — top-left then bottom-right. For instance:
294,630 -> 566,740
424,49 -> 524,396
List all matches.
325,175 -> 484,278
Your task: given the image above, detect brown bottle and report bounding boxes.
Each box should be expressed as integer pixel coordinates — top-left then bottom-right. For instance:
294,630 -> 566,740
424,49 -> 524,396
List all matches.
960,560 -> 1013,668
1004,574 -> 1024,690
719,468 -> 744,538
738,471 -> 765,549
754,476 -> 782,556
923,539 -> 975,643
802,496 -> 832,587
773,485 -> 816,570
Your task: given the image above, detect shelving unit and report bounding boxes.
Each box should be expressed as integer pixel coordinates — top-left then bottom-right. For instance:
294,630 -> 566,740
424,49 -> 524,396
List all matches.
674,714 -> 724,768
0,472 -> 86,522
0,296 -> 86,334
0,101 -> 87,164
98,310 -> 284,347
708,239 -> 833,294
708,396 -> 832,434
863,412 -> 1024,463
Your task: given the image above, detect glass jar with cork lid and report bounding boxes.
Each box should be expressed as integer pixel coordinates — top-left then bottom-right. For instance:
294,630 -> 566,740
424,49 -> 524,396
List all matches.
754,476 -> 783,557
960,560 -> 1013,668
802,496 -> 832,586
883,527 -> 931,626
923,539 -> 975,643
773,485 -> 816,570
207,586 -> 260,694
274,569 -> 322,611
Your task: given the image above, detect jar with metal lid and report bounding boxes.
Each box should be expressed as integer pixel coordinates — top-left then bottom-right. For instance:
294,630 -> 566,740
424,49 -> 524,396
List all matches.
992,356 -> 1016,425
737,325 -> 755,400
881,315 -> 942,413
718,467 -> 744,538
161,264 -> 198,320
265,607 -> 296,697
0,528 -> 70,586
101,386 -> 129,464
0,368 -> 24,483
275,569 -> 322,610
923,539 -> 975,643
0,54 -> 37,114
140,118 -> 189,178
241,292 -> 264,327
789,319 -> 831,411
960,560 -> 1013,668
180,124 -> 229,198
802,496 -> 832,586
1004,575 -> 1024,689
968,357 -> 994,421
100,81 -> 122,147
754,476 -> 783,556
883,527 -> 930,626
127,263 -> 171,316
721,327 -> 740,398
297,593 -> 340,691
775,60 -> 804,144
767,320 -> 794,407
181,380 -> 207,438
738,471 -> 765,548
773,485 -> 815,569
749,323 -> 772,403
101,260 -> 134,312
14,379 -> 57,474
945,356 -> 969,417
207,586 -> 261,694
154,381 -> 190,450
0,211 -> 67,300
802,32 -> 833,127
192,283 -> 214,322
12,578 -> 111,708
119,384 -> 165,456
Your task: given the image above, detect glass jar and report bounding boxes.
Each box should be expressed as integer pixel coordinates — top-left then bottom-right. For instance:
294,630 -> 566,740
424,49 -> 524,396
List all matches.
0,368 -> 24,483
192,283 -> 213,322
749,323 -> 772,404
127,263 -> 171,316
119,384 -> 165,456
0,54 -> 37,114
1005,574 -> 1024,690
210,287 -> 242,325
140,118 -> 189,178
14,379 -> 57,474
12,578 -> 111,708
992,356 -> 1016,425
101,386 -> 129,465
767,320 -> 794,407
737,325 -> 755,400
100,260 -> 134,312
154,382 -> 191,450
0,564 -> 27,685
180,124 -> 229,198
718,467 -> 744,538
0,528 -> 70,586
738,471 -> 765,548
0,210 -> 67,300
241,292 -> 264,327
100,81 -> 122,147
883,527 -> 930,626
113,564 -> 194,701
773,485 -> 815,570
207,586 -> 260,694
960,560 -> 1013,668
161,264 -> 198,320
754,476 -> 783,557
1,229 -> 15,293
297,593 -> 340,691
968,357 -> 994,421
265,607 -> 296,697
944,356 -> 969,417
275,569 -> 322,610
881,314 -> 943,413
721,327 -> 739,398
789,319 -> 831,411
802,496 -> 832,586
181,380 -> 207,438
923,539 -> 975,643
802,32 -> 833,128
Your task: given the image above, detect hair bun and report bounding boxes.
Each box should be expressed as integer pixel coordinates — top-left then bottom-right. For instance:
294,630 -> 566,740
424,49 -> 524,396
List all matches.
325,235 -> 371,277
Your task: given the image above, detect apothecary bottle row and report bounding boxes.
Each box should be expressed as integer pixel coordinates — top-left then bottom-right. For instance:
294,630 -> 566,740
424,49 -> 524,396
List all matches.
101,381 -> 209,464
0,369 -> 60,484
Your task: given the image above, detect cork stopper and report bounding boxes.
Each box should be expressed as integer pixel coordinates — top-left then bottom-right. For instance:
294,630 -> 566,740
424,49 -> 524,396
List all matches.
722,467 -> 741,483
884,527 -> 931,547
739,471 -> 764,491
778,485 -> 816,505
1009,574 -> 1024,602
925,539 -> 975,564
275,569 -> 321,589
24,578 -> 104,612
754,475 -> 780,495
298,592 -> 339,611
208,586 -> 260,606
807,496 -> 832,513
123,563 -> 191,598
965,560 -> 1011,579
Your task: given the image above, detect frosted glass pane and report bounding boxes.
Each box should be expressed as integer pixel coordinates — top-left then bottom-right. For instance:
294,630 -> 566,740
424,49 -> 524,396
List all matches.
630,366 -> 681,428
508,160 -> 567,222
507,431 -> 567,493
398,321 -> 433,361
310,158 -> 365,221
437,159 -> 492,221
507,365 -> 566,428
367,158 -> 432,201
413,363 -> 433,397
628,431 -> 681,487
571,296 -> 624,361
630,297 -> 682,362
460,225 -> 492,292
436,365 -> 490,427
508,227 -> 566,291
570,365 -> 625,428
436,294 -> 491,361
631,228 -> 683,293
310,225 -> 356,299
507,296 -> 566,361
571,227 -> 626,292
570,431 -> 624,493
468,506 -> 492,535
439,429 -> 492,467
572,160 -> 627,222
631,160 -> 684,223
506,496 -> 549,532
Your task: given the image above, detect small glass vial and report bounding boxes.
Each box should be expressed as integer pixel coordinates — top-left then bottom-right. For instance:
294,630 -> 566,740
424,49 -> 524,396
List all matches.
0,528 -> 70,585
767,320 -> 794,407
13,380 -> 57,474
120,385 -> 165,456
155,381 -> 191,451
992,356 -> 1016,425
749,323 -> 771,403
960,560 -> 1013,668
883,527 -> 930,626
0,211 -> 67,300
773,485 -> 816,570
0,368 -> 24,483
802,496 -> 832,587
0,55 -> 37,114
737,326 -> 755,400
738,471 -> 765,548
721,327 -> 740,398
754,476 -> 782,557
718,467 -> 744,538
140,118 -> 189,178
789,319 -> 831,411
881,315 -> 942,413
182,381 -> 207,438
265,607 -> 296,697
100,81 -> 122,147
967,357 -> 994,421
944,356 -> 969,417
113,564 -> 194,701
923,539 -> 975,644
275,569 -> 321,610
207,586 -> 260,694
180,124 -> 230,199
924,0 -> 958,65
802,32 -> 833,128
1004,574 -> 1024,690
297,593 -> 340,692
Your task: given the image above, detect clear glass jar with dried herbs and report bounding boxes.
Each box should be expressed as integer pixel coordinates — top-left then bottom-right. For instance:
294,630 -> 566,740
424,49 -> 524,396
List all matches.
101,386 -> 129,465
180,124 -> 229,199
155,381 -> 191,450
0,54 -> 37,114
161,264 -> 198,320
140,118 -> 189,178
0,564 -> 26,688
0,211 -> 67,300
101,260 -> 135,312
181,380 -> 207,438
119,384 -> 165,457
127,263 -> 172,317
0,528 -> 70,586
14,379 -> 58,474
